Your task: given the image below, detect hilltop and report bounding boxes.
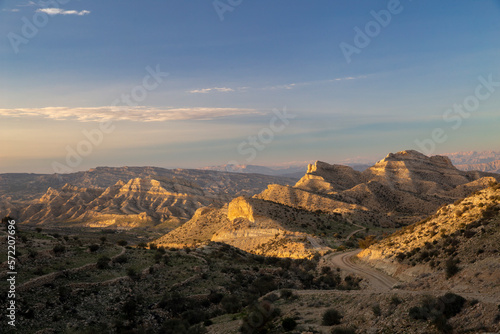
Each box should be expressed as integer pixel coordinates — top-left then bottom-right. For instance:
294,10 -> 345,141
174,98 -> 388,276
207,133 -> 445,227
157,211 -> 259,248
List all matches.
155,150 -> 500,258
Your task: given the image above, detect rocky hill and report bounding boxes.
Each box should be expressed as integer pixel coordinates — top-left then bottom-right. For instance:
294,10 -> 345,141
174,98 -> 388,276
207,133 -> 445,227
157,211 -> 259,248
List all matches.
155,196 -> 348,258
263,150 -> 499,227
155,150 -> 500,258
358,182 -> 500,294
0,167 -> 296,230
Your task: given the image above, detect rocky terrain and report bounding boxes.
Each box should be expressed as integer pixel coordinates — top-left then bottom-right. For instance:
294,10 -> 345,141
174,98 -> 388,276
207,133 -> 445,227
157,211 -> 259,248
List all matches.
0,167 -> 296,230
358,182 -> 500,295
156,150 -> 500,259
0,226 -> 362,334
3,150 -> 500,334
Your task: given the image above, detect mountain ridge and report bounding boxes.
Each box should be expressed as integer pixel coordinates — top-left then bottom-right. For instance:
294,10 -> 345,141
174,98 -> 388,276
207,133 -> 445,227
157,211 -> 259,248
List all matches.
155,150 -> 500,258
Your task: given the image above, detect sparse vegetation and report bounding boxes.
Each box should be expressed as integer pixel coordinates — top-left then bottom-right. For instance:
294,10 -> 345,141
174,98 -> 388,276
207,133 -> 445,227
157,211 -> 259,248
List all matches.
358,235 -> 377,249
281,317 -> 297,331
322,308 -> 343,326
409,293 -> 466,333
445,257 -> 460,279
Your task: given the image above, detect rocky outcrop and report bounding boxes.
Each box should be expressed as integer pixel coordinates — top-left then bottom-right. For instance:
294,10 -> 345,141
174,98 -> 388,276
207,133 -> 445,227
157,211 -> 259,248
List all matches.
227,196 -> 256,222
295,161 -> 363,193
155,196 -> 331,259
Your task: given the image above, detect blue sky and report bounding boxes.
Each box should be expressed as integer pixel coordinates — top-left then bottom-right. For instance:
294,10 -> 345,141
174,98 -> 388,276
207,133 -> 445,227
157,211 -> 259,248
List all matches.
1,0 -> 499,173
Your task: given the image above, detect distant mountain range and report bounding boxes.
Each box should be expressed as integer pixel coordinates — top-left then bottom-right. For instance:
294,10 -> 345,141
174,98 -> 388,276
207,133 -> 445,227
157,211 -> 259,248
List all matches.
446,150 -> 500,173
0,167 -> 296,230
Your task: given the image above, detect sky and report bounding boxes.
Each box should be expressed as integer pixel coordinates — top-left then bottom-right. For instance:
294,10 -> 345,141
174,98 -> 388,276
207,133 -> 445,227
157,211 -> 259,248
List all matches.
1,0 -> 500,173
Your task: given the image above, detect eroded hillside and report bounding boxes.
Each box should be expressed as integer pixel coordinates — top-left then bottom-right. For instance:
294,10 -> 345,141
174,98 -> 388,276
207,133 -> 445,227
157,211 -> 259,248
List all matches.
358,182 -> 500,295
0,167 -> 297,230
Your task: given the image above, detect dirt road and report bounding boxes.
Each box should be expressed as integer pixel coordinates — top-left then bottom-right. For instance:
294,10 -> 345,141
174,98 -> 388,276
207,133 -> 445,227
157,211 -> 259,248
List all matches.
322,249 -> 399,291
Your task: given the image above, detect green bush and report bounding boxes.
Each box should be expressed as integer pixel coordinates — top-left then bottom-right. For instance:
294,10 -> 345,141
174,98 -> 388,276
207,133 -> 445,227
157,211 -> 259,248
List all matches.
322,308 -> 343,326
88,244 -> 100,252
240,301 -> 281,334
113,254 -> 128,264
409,293 -> 466,333
221,295 -> 241,314
117,240 -> 128,246
358,235 -> 377,249
181,310 -> 207,326
127,268 -> 139,280
332,328 -> 356,334
390,295 -> 402,306
282,317 -> 297,331
372,304 -> 381,316
53,244 -> 66,254
96,256 -> 111,269
445,257 -> 460,279
279,289 -> 296,300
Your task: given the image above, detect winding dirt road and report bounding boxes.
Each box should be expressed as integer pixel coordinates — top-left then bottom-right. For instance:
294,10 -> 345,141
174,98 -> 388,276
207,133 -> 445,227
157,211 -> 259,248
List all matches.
318,250 -> 500,304
322,249 -> 399,291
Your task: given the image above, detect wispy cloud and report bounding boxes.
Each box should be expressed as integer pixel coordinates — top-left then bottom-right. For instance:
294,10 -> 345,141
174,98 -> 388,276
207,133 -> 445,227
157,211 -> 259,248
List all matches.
36,8 -> 91,16
188,76 -> 367,94
263,76 -> 367,91
188,87 -> 235,94
0,106 -> 262,122
2,8 -> 20,12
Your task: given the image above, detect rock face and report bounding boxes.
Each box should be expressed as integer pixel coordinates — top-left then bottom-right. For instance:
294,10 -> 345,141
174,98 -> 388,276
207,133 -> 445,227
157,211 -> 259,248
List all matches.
266,150 -> 500,227
155,150 -> 500,258
295,162 -> 363,193
358,182 -> 500,294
